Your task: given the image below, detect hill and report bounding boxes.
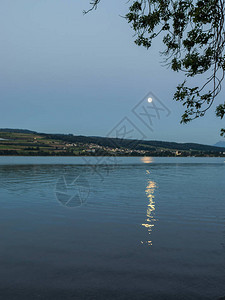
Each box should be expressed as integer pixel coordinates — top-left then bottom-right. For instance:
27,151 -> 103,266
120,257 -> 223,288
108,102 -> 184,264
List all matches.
0,129 -> 225,156
214,141 -> 225,148
0,128 -> 37,134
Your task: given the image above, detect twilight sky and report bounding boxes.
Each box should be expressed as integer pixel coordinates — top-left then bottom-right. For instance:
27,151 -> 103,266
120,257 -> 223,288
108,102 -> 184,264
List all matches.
0,0 -> 224,145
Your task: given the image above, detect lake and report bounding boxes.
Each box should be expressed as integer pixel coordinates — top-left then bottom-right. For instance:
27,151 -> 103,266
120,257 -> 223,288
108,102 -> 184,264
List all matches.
0,156 -> 225,299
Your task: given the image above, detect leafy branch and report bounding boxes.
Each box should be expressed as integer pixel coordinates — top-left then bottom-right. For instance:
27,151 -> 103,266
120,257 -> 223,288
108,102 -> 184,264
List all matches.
86,1 -> 225,136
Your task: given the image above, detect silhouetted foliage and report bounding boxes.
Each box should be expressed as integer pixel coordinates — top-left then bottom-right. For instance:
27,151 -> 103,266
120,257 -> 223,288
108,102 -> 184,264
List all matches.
85,0 -> 225,136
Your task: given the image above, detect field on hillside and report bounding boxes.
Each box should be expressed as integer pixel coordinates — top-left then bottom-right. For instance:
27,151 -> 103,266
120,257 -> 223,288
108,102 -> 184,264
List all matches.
0,131 -> 225,157
0,132 -> 83,156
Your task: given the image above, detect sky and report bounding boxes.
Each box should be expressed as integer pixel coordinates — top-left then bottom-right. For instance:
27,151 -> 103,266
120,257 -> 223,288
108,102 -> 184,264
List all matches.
0,0 -> 224,145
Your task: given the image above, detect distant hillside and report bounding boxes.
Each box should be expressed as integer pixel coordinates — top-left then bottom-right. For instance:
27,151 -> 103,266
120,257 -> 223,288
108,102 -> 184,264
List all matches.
214,141 -> 225,148
41,133 -> 225,153
0,128 -> 225,156
0,128 -> 37,134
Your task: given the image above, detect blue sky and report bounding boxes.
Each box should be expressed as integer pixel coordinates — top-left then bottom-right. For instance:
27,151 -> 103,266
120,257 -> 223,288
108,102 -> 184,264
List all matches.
0,0 -> 224,145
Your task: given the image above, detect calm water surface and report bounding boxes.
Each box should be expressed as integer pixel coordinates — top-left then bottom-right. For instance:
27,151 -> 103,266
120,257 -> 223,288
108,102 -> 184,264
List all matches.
0,156 -> 225,299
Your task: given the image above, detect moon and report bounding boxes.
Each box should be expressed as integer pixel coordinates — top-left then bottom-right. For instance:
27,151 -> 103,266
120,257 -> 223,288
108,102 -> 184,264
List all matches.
148,97 -> 153,103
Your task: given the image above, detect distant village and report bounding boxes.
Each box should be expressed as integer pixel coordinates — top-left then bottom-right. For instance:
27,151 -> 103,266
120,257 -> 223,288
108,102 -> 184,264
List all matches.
48,141 -> 225,157
0,130 -> 225,157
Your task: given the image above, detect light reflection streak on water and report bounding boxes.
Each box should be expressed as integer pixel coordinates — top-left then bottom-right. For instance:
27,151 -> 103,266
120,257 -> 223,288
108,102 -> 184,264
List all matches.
140,157 -> 154,164
141,178 -> 157,246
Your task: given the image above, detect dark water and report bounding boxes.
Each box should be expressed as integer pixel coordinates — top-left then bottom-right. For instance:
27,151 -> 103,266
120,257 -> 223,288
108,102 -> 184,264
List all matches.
0,157 -> 225,299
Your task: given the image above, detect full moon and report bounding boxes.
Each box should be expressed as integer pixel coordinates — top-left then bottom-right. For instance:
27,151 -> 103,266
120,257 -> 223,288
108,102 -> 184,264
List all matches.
148,97 -> 153,103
